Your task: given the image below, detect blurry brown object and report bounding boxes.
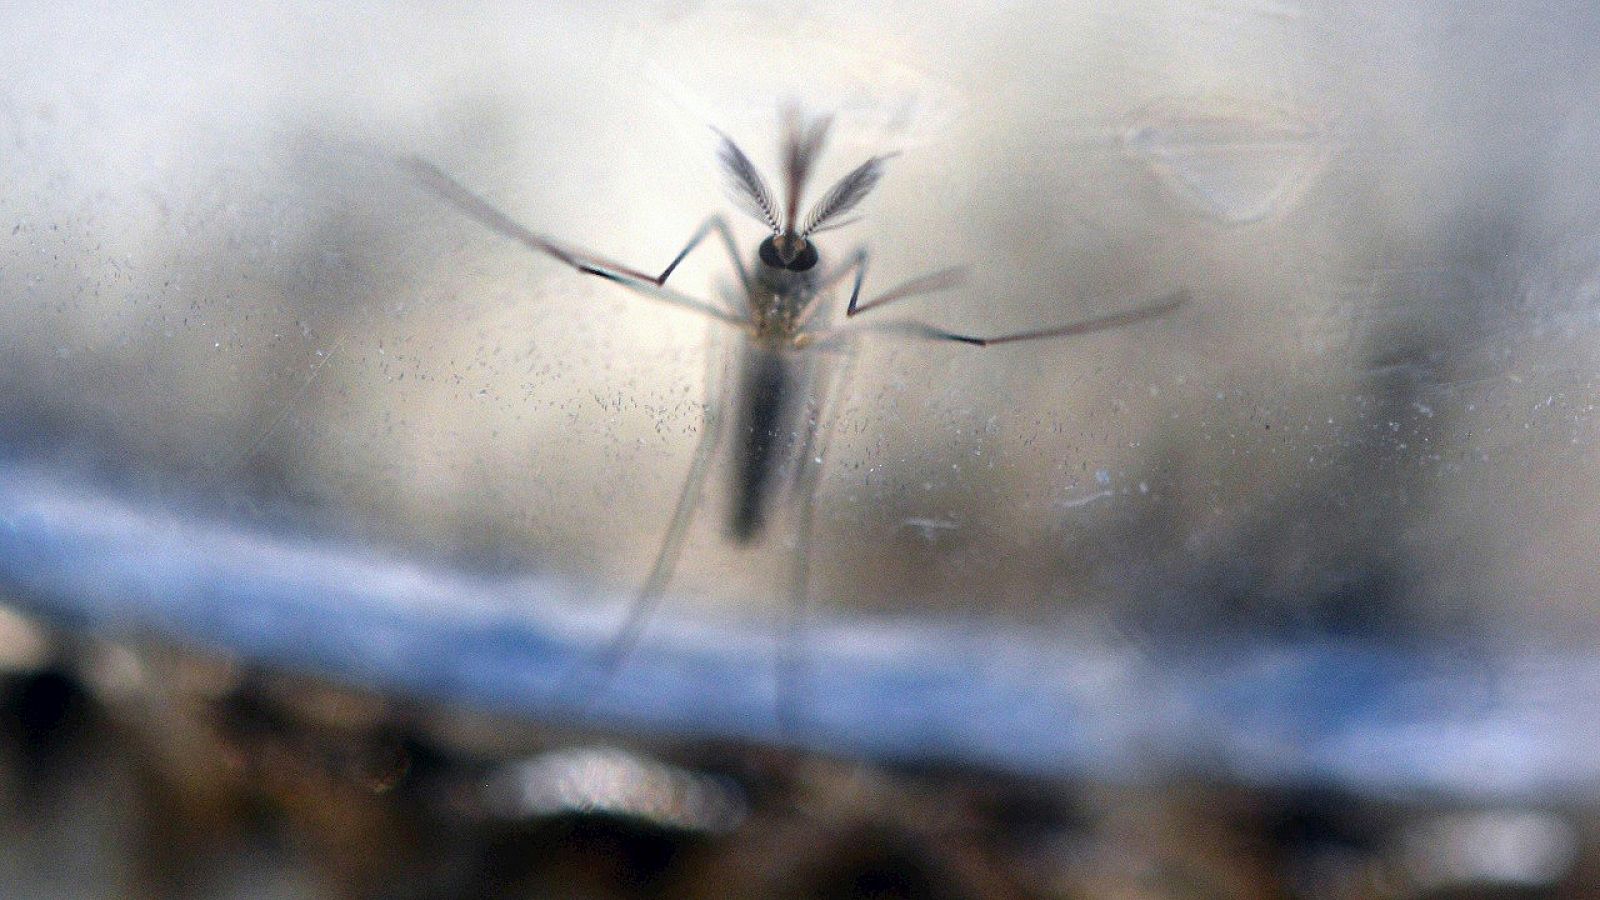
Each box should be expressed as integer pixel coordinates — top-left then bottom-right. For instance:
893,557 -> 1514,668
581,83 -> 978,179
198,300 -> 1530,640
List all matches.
0,620 -> 1584,898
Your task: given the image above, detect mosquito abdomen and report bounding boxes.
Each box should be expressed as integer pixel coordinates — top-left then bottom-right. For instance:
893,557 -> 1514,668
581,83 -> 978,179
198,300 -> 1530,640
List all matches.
729,346 -> 797,544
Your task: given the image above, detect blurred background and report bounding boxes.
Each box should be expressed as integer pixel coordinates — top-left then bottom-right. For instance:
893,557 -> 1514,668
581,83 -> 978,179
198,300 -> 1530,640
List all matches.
4,0 -> 1600,896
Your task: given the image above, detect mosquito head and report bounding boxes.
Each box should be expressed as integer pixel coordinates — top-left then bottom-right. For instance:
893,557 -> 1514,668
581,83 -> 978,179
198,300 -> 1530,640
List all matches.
718,111 -> 893,259
759,233 -> 818,272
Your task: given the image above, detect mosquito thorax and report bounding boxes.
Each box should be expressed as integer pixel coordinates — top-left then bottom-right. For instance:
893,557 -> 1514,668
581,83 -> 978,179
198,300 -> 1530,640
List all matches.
758,234 -> 819,273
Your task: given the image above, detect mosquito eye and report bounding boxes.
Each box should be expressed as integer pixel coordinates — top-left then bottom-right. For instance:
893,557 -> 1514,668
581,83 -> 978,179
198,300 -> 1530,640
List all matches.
758,237 -> 783,268
787,242 -> 819,272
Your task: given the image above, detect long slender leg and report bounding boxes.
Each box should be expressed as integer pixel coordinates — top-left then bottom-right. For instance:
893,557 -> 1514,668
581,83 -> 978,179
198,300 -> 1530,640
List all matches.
825,248 -> 869,313
232,334 -> 347,470
847,267 -> 969,318
650,215 -> 754,296
816,247 -> 967,319
553,325 -> 733,712
805,289 -> 1189,349
405,157 -> 748,325
774,345 -> 863,735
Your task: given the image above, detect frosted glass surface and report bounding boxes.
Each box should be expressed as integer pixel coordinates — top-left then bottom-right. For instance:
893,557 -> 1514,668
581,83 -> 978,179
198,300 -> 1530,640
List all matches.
4,1 -> 1600,791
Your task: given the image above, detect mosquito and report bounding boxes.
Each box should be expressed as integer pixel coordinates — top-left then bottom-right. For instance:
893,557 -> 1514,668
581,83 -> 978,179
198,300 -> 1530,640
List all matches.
406,110 -> 1186,725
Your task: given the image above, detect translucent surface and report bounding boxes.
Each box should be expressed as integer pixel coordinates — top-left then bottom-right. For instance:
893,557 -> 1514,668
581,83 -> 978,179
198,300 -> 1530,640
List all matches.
5,0 -> 1600,789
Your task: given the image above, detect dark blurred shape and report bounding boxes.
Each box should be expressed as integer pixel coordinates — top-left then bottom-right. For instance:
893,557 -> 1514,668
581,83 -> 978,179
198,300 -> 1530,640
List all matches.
0,664 -> 93,806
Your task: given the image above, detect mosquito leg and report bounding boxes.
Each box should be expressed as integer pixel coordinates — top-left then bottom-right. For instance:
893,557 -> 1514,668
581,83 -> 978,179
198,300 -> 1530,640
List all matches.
575,267 -> 748,325
812,247 -> 968,321
652,215 -> 754,297
553,326 -> 732,713
231,334 -> 347,470
805,290 -> 1188,349
405,157 -> 747,326
848,267 -> 969,318
792,248 -> 963,333
819,247 -> 867,303
774,346 -> 863,735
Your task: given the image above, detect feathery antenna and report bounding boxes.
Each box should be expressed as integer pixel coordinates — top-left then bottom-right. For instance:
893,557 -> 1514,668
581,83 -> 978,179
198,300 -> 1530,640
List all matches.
801,153 -> 895,237
716,131 -> 781,234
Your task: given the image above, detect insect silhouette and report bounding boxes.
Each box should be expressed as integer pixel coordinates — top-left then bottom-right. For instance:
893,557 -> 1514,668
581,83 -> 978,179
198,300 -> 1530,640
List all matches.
407,110 -> 1186,723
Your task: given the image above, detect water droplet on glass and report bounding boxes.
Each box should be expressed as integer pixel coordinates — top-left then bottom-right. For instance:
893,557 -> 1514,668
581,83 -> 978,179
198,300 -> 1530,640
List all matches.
1125,99 -> 1331,224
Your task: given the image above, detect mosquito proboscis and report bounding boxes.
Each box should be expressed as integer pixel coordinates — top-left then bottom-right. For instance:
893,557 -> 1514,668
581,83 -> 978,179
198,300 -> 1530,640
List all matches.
407,110 -> 1186,727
